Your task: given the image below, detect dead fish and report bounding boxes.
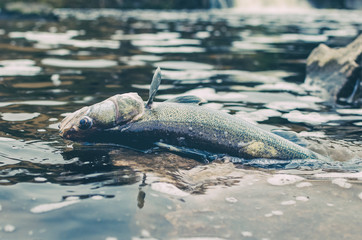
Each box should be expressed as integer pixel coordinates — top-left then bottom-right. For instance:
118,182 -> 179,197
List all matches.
59,67 -> 325,162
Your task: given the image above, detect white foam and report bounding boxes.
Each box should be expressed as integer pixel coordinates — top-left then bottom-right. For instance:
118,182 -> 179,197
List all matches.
51,74 -> 61,86
0,100 -> 66,107
9,30 -> 120,49
131,238 -> 158,240
111,32 -> 181,41
225,197 -> 238,203
266,101 -> 319,111
120,55 -> 163,66
151,182 -> 189,197
336,108 -> 362,115
233,0 -> 313,12
41,58 -> 118,68
296,196 -> 309,202
159,88 -> 247,102
313,172 -> 362,180
0,137 -> 17,142
67,39 -> 120,49
160,69 -> 214,81
271,210 -> 283,216
4,224 -> 16,232
46,49 -> 72,56
132,38 -> 200,47
232,41 -> 281,53
30,200 -> 79,213
256,82 -> 305,94
48,123 -> 60,130
241,231 -> 253,237
296,182 -> 312,188
0,59 -> 41,76
331,178 -> 352,189
236,109 -> 282,122
195,31 -> 211,39
34,177 -> 47,182
267,174 -> 305,186
105,237 -> 118,240
91,195 -> 104,200
281,200 -> 296,205
1,112 -> 40,121
282,110 -> 341,125
140,46 -> 205,54
280,33 -> 328,43
65,196 -> 80,201
178,238 -> 226,240
265,210 -> 284,217
155,61 -> 213,70
141,229 -> 151,237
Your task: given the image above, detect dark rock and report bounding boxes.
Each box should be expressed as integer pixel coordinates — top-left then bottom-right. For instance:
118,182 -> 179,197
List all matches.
305,34 -> 362,106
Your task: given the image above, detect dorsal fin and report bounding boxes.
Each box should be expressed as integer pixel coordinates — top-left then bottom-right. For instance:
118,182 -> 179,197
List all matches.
146,67 -> 162,109
165,95 -> 206,105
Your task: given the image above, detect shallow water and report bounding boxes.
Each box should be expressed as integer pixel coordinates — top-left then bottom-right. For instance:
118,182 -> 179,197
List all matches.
0,8 -> 361,240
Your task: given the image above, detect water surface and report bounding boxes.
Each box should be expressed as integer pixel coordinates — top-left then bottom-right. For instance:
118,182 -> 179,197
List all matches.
0,8 -> 362,240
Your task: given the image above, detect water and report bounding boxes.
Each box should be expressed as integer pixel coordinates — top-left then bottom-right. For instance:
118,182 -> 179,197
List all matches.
0,8 -> 362,240
233,0 -> 313,11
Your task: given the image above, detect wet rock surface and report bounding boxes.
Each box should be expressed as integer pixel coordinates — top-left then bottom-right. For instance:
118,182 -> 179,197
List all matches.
305,34 -> 362,106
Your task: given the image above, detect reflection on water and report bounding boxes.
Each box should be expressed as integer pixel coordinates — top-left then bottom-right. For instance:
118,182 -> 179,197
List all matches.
0,59 -> 41,76
0,8 -> 362,240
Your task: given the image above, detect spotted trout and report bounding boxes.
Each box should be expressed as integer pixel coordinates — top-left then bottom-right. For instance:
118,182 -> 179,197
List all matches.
59,67 -> 325,161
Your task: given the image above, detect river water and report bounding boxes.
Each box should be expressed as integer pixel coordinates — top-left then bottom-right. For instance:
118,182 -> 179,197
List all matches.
0,8 -> 361,240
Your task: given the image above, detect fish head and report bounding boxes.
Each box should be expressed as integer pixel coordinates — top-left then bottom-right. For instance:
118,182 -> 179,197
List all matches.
59,93 -> 144,141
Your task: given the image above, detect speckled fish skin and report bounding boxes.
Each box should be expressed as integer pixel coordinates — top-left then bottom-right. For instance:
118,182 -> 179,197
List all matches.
113,102 -> 322,160
59,66 -> 323,160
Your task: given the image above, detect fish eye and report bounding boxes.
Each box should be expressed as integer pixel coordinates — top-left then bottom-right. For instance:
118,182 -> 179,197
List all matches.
78,116 -> 93,130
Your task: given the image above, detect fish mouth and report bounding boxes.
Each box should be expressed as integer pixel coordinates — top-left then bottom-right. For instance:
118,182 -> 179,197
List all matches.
58,116 -> 81,140
59,125 -> 77,140
59,121 -> 96,140
58,116 -> 72,139
58,107 -> 90,140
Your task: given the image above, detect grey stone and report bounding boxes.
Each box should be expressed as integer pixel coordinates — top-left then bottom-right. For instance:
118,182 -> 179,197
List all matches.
305,34 -> 362,106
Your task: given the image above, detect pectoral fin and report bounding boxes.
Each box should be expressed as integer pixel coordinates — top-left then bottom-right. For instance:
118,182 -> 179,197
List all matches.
146,67 -> 162,109
154,142 -> 216,163
165,95 -> 206,105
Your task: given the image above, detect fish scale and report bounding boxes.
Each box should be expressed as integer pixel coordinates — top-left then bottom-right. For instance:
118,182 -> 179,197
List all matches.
59,67 -> 326,161
116,102 -> 322,160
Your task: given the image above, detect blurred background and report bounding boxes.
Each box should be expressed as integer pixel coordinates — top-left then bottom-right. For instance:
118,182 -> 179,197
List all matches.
1,0 -> 362,10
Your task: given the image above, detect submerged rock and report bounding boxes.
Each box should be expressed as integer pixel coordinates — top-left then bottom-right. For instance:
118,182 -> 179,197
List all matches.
305,34 -> 362,106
